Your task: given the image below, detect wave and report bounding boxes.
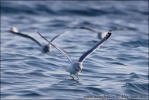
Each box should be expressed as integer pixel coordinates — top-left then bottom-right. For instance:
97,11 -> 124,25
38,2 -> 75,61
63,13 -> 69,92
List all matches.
1,1 -> 147,17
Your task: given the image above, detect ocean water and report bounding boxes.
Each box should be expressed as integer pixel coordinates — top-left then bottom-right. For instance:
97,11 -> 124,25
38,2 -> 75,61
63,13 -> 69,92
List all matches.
1,1 -> 148,99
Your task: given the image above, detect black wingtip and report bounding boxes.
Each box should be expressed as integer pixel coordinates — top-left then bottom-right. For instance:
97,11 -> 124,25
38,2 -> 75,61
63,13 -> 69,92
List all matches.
105,32 -> 112,39
108,31 -> 112,35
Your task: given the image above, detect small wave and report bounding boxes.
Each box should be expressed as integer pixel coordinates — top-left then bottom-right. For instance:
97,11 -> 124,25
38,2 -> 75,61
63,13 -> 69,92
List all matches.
20,92 -> 44,97
1,2 -> 37,15
126,72 -> 140,79
121,39 -> 148,48
124,83 -> 149,95
86,87 -> 109,95
1,1 -> 129,16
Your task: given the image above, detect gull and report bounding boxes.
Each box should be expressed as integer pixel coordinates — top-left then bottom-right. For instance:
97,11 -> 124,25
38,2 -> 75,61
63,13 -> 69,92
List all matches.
7,26 -> 90,53
36,30 -> 112,80
80,26 -> 127,39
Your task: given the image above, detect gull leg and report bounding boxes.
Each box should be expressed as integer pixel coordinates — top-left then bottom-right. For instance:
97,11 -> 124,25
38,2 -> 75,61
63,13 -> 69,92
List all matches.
76,74 -> 79,80
70,74 -> 74,80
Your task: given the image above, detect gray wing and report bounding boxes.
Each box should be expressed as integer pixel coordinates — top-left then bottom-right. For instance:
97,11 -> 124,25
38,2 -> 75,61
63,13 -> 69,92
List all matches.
78,32 -> 112,63
80,26 -> 128,34
37,32 -> 73,63
79,26 -> 99,33
50,30 -> 72,42
111,28 -> 128,31
8,30 -> 42,46
50,26 -> 83,42
50,26 -> 104,42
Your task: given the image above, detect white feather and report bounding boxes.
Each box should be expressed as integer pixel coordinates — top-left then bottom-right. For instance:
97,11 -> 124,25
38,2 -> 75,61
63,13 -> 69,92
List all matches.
10,26 -> 19,33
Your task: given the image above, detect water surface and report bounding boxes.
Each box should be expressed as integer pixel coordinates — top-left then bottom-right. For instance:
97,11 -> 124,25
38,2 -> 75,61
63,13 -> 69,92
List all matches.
1,1 -> 148,99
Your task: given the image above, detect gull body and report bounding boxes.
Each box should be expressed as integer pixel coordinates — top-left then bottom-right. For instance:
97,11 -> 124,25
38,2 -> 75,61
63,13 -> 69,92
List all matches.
98,31 -> 109,39
11,27 -> 19,33
69,62 -> 82,75
37,31 -> 112,79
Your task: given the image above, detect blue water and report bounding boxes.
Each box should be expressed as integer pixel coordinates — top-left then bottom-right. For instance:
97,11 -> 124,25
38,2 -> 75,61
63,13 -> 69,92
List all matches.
1,1 -> 148,99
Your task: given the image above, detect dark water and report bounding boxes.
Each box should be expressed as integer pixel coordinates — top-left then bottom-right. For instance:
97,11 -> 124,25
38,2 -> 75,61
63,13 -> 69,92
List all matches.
1,1 -> 148,99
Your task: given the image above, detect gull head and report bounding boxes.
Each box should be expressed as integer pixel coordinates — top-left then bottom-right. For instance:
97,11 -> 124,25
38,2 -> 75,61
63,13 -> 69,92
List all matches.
42,44 -> 51,53
71,62 -> 83,74
10,26 -> 19,33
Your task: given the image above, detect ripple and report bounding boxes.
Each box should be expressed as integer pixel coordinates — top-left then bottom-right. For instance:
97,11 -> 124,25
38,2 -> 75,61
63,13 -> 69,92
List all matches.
20,92 -> 43,97
86,87 -> 110,95
124,83 -> 149,95
121,39 -> 148,48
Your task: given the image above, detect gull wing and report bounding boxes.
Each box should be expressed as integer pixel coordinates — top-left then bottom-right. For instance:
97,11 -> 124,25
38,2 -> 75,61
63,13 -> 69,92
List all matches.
8,30 -> 42,46
111,28 -> 128,31
37,31 -> 73,63
80,26 -> 128,35
79,26 -> 98,33
78,32 -> 112,63
50,26 -> 103,42
50,26 -> 83,42
50,30 -> 73,42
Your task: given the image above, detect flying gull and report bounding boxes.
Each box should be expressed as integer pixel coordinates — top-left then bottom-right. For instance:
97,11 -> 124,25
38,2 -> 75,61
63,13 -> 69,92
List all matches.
37,31 -> 112,80
8,26 -> 92,53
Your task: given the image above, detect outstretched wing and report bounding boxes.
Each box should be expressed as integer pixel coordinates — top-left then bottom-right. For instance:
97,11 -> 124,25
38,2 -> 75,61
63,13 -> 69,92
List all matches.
50,30 -> 72,42
79,26 -> 99,33
50,26 -> 83,42
80,26 -> 128,33
8,30 -> 42,46
78,32 -> 112,63
37,31 -> 73,63
50,26 -> 105,42
111,28 -> 128,31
